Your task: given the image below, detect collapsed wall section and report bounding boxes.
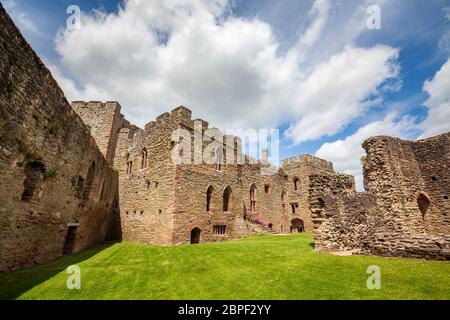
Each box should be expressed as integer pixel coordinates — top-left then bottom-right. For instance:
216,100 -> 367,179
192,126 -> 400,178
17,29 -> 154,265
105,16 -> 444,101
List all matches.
310,133 -> 450,260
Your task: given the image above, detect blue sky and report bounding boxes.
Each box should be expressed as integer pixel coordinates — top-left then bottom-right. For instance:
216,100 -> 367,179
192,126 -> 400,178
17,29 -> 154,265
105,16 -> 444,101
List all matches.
2,0 -> 450,189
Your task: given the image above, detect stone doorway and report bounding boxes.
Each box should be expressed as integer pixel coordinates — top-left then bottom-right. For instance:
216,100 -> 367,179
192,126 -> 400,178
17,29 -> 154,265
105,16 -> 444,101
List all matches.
190,227 -> 201,244
290,218 -> 304,233
63,224 -> 78,255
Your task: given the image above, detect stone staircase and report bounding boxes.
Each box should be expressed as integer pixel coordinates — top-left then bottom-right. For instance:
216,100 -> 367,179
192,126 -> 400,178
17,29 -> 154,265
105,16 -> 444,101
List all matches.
242,211 -> 280,235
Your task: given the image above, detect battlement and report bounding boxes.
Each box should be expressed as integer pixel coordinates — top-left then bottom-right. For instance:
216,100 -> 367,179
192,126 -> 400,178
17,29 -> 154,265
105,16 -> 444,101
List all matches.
281,154 -> 334,173
72,101 -> 122,113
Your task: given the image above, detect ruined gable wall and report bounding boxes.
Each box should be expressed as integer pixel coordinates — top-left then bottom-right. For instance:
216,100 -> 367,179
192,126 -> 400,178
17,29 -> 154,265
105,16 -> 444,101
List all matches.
310,134 -> 450,260
308,174 -> 381,253
72,101 -> 124,165
0,5 -> 118,271
361,134 -> 450,259
363,134 -> 450,236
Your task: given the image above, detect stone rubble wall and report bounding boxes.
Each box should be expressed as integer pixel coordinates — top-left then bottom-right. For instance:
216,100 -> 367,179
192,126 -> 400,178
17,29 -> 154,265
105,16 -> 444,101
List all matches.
310,134 -> 450,260
0,5 -> 119,271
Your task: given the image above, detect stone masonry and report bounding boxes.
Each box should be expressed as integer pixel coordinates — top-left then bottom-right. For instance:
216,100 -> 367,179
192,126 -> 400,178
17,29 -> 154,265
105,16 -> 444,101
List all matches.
73,102 -> 326,245
1,3 -> 449,273
0,5 -> 119,271
310,133 -> 450,260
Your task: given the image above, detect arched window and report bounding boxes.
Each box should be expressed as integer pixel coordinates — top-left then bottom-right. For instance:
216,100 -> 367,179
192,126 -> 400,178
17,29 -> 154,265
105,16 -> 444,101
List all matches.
81,161 -> 96,206
141,148 -> 148,169
250,184 -> 257,212
293,177 -> 300,191
206,186 -> 214,212
417,193 -> 430,219
223,186 -> 232,212
281,191 -> 286,209
126,161 -> 133,174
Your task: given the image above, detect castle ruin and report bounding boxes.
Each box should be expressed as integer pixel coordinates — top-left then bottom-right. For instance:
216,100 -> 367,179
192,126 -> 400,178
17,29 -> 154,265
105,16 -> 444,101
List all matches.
0,5 -> 448,272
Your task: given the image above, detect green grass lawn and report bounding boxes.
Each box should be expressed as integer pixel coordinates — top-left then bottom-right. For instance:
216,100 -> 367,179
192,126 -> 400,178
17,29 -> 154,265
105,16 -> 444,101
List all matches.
0,234 -> 449,300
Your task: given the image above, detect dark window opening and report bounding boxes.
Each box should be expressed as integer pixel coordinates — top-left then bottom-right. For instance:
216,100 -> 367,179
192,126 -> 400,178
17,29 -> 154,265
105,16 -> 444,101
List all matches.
141,148 -> 148,169
291,203 -> 299,214
417,193 -> 431,219
264,184 -> 270,193
21,161 -> 46,202
213,225 -> 227,235
73,176 -> 84,199
63,225 -> 78,255
444,196 -> 449,200
223,186 -> 232,212
250,184 -> 257,212
206,186 -> 214,212
318,197 -> 325,208
268,223 -> 273,229
293,178 -> 300,191
190,227 -> 201,244
290,218 -> 304,233
126,161 -> 133,174
431,176 -> 437,181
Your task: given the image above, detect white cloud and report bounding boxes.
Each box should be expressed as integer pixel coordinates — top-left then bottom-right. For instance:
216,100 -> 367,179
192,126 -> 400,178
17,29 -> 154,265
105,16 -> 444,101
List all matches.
285,45 -> 399,144
420,58 -> 450,138
48,63 -> 112,102
316,113 -> 418,191
3,0 -> 40,35
54,0 -> 400,145
296,0 -> 330,51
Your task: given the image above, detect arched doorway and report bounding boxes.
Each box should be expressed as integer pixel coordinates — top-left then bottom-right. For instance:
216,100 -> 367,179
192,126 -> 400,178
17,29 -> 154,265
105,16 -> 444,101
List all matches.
290,218 -> 304,233
190,227 -> 201,244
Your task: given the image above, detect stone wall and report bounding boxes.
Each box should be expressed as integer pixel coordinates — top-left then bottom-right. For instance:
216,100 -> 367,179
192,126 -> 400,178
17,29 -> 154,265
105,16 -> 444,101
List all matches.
310,133 -> 450,260
72,101 -> 124,165
0,5 -> 119,271
281,154 -> 338,232
73,97 -> 336,245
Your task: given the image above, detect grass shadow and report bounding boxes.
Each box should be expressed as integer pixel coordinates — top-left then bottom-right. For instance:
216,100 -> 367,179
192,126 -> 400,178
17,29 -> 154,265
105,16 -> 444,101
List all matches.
309,242 -> 315,249
0,242 -> 115,300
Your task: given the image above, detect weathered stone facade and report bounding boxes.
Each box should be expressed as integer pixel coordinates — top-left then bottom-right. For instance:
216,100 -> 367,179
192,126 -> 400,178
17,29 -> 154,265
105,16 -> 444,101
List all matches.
73,102 -> 326,245
0,5 -> 119,271
311,133 -> 450,260
1,2 -> 449,274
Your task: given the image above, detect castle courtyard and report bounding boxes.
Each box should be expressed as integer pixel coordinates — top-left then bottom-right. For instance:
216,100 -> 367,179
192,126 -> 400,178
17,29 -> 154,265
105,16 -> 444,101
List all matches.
1,234 -> 449,300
